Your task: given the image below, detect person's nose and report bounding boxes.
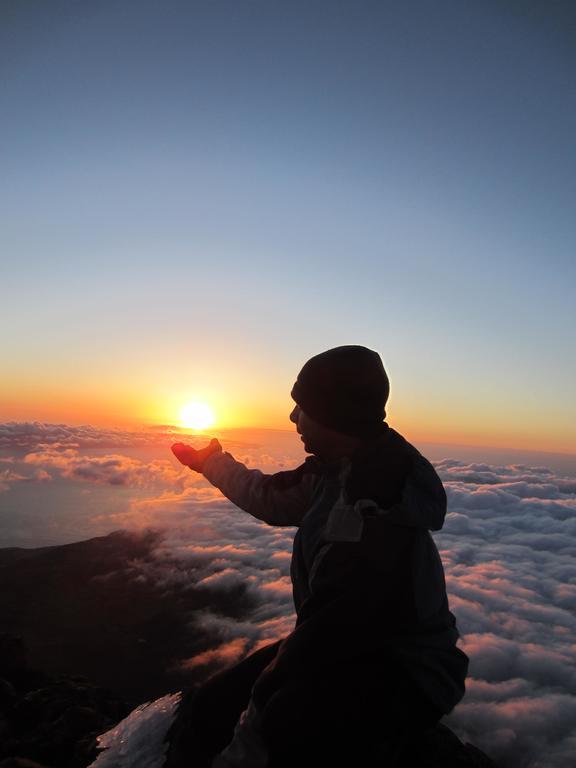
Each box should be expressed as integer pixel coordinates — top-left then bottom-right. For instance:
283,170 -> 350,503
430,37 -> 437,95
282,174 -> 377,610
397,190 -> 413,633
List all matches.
289,405 -> 300,424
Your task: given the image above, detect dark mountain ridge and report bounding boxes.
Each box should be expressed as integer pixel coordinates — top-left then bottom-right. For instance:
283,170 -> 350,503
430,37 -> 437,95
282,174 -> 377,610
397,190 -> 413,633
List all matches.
0,530 -> 499,767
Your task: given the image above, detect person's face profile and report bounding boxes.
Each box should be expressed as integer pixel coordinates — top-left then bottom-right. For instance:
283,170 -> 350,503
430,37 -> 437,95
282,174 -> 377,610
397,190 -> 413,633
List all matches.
289,403 -> 333,458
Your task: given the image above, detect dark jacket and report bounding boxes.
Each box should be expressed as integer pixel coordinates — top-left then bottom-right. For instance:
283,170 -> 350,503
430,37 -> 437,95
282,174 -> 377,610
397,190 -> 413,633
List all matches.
203,424 -> 468,743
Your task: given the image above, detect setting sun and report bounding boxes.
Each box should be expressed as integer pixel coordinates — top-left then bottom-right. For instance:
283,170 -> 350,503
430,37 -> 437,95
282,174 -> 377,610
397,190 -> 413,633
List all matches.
179,402 -> 216,430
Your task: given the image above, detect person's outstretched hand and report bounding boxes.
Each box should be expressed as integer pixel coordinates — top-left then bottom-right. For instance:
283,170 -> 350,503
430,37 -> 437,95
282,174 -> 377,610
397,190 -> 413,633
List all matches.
171,438 -> 223,473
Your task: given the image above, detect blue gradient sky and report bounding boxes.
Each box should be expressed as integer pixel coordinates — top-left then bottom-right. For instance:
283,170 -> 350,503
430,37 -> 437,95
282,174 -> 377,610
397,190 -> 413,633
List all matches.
1,1 -> 575,451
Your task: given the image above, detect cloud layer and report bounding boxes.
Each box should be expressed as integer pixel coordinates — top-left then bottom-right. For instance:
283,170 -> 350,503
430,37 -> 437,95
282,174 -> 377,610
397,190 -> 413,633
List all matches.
433,459 -> 576,766
1,422 -> 575,767
100,455 -> 576,767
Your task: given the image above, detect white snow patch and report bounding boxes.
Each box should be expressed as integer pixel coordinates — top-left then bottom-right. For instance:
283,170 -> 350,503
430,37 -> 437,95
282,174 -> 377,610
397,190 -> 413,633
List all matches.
87,692 -> 182,768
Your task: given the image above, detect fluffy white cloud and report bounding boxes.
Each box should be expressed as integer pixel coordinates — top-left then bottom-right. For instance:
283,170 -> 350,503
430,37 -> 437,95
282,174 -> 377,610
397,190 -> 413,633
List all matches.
0,463 -> 52,493
0,421 -> 141,449
22,447 -> 200,491
430,460 -> 576,767
2,422 -> 575,766
0,468 -> 28,492
85,455 -> 576,766
123,457 -> 576,767
0,421 -> 293,461
103,492 -> 298,662
0,422 -> 295,494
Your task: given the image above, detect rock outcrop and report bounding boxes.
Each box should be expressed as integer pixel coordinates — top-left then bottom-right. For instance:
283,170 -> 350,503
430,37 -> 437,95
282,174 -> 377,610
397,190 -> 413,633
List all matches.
0,532 -> 500,767
0,634 -> 498,767
0,634 -> 128,768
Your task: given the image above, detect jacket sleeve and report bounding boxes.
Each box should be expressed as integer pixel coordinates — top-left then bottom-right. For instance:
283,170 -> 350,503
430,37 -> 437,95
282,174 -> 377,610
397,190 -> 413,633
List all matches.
400,448 -> 447,531
201,451 -> 321,527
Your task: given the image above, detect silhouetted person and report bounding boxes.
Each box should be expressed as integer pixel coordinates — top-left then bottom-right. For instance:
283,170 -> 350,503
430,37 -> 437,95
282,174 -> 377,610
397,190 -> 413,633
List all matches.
168,345 -> 468,768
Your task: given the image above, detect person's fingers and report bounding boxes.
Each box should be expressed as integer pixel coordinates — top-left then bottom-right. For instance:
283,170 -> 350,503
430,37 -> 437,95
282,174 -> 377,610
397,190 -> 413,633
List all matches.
206,439 -> 222,454
171,443 -> 198,465
172,440 -> 220,471
196,438 -> 220,451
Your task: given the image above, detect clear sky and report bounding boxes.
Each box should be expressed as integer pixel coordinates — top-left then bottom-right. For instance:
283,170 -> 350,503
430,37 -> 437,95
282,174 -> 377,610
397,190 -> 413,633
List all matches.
1,0 -> 575,452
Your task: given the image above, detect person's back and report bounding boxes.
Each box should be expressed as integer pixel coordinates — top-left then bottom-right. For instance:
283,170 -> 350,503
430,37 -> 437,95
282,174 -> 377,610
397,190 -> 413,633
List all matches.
169,345 -> 468,768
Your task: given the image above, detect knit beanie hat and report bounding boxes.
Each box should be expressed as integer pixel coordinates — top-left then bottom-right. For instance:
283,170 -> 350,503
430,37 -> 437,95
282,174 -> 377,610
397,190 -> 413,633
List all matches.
290,345 -> 390,438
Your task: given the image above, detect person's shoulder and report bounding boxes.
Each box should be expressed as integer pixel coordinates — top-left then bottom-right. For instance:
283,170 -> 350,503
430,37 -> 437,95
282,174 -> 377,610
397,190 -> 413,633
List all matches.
386,427 -> 436,470
374,425 -> 416,472
389,432 -> 447,527
385,426 -> 417,455
347,427 -> 411,507
349,426 -> 445,513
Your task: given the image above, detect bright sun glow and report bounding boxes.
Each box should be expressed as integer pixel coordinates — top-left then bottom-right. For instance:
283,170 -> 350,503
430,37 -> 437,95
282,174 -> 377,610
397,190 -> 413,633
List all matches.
179,401 -> 216,430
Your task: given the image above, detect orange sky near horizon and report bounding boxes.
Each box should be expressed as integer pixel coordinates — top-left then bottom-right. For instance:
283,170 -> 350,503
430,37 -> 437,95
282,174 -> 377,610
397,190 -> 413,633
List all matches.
2,377 -> 574,456
2,2 -> 575,477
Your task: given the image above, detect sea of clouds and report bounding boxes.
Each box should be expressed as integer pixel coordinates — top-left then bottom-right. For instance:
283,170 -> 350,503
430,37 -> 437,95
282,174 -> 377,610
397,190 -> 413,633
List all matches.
1,421 -> 575,767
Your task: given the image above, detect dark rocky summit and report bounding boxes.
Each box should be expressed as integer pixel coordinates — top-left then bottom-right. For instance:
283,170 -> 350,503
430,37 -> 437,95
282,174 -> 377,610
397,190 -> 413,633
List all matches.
393,723 -> 499,766
0,531 -> 500,767
0,530 -> 258,706
0,634 -> 128,768
0,633 -> 499,768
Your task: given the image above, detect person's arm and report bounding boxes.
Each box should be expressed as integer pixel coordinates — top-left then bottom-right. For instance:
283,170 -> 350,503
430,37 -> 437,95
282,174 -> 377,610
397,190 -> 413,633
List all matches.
172,441 -> 320,527
201,450 -> 320,527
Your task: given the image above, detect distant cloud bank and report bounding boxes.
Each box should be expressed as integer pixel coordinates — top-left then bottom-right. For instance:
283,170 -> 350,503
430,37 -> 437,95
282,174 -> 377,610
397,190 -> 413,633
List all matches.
1,421 -> 575,767
432,459 -> 576,766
